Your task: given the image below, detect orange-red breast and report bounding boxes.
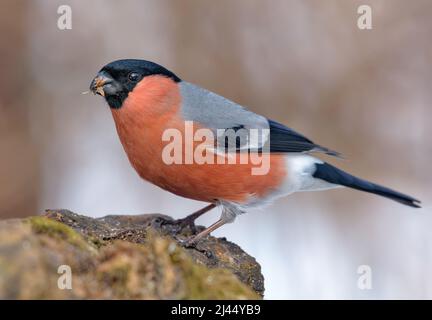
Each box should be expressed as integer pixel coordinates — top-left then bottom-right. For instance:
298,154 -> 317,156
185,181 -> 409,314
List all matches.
89,59 -> 421,244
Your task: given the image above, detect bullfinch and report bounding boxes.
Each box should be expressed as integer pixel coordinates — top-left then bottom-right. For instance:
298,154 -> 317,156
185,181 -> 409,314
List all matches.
89,59 -> 421,245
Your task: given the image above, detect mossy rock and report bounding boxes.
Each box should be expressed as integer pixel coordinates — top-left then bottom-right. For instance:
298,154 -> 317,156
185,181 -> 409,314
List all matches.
0,210 -> 264,299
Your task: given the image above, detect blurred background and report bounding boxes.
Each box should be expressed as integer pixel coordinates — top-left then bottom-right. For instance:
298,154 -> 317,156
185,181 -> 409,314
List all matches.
1,0 -> 431,299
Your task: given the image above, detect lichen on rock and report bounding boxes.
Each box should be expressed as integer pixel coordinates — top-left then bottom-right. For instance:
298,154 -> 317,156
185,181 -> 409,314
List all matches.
0,210 -> 264,299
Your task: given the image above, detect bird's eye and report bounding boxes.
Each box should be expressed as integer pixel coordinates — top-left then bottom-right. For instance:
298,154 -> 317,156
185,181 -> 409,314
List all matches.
128,72 -> 141,82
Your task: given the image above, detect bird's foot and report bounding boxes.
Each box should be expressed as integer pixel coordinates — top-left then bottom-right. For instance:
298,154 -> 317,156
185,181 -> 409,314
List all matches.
161,216 -> 198,234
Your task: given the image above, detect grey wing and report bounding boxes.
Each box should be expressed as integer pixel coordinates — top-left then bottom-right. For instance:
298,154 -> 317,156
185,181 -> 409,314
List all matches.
179,81 -> 340,156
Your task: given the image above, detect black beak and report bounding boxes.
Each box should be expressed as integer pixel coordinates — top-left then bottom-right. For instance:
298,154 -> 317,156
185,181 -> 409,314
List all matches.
90,71 -> 113,97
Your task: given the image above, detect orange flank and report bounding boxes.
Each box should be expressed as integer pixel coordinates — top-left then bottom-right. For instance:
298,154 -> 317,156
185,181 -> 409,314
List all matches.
111,75 -> 287,204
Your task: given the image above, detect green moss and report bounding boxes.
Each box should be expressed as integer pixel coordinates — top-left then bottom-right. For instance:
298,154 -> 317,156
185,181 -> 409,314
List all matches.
27,217 -> 90,250
167,239 -> 260,300
184,263 -> 259,299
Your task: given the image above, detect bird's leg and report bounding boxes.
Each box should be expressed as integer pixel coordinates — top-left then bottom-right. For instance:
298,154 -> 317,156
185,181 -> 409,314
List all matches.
185,218 -> 228,246
164,203 -> 216,233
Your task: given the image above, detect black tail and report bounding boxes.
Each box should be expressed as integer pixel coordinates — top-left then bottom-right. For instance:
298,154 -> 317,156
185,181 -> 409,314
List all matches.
313,163 -> 421,208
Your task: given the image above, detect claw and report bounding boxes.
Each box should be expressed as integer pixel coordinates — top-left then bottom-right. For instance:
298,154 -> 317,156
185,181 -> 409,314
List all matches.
162,217 -> 198,234
164,204 -> 216,234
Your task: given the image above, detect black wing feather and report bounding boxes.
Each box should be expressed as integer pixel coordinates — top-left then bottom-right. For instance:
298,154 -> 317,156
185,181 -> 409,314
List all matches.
219,119 -> 340,157
268,119 -> 341,157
